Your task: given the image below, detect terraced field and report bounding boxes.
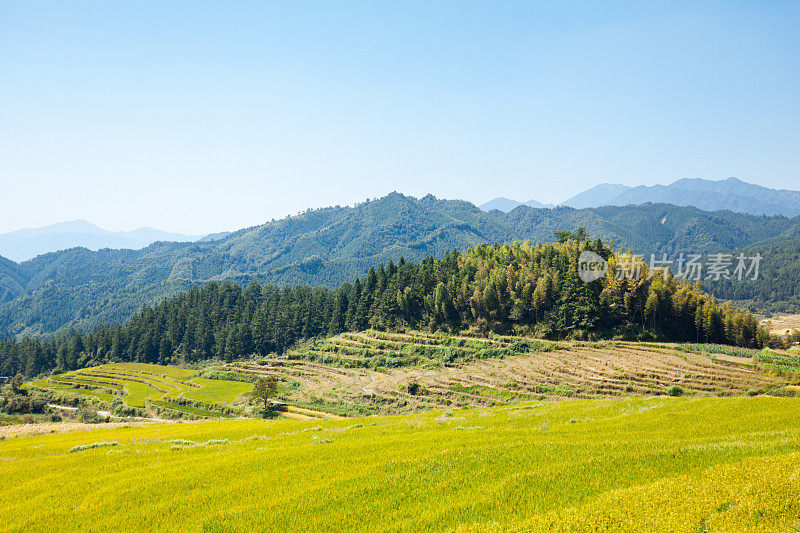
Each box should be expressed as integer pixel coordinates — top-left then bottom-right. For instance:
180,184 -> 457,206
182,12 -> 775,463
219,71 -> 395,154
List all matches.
29,362 -> 339,421
226,330 -> 798,415
2,397 -> 800,531
28,377 -> 118,403
29,363 -> 253,418
25,333 -> 800,420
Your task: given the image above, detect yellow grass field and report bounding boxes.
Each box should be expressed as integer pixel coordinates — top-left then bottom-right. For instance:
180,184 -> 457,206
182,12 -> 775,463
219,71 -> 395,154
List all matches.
2,396 -> 800,532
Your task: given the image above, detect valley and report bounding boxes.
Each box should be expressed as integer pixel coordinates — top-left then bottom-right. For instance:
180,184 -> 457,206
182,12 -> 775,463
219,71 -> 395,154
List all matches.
5,3 -> 800,530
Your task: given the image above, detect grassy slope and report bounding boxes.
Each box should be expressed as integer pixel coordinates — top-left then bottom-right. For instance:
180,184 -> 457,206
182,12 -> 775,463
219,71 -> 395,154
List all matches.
2,397 -> 800,531
108,362 -> 195,380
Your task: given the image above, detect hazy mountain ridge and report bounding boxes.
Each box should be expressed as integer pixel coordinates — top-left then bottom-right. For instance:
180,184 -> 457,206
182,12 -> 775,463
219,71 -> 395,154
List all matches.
1,192 -> 798,336
10,177 -> 794,262
598,178 -> 800,216
560,184 -> 632,210
479,197 -> 556,211
0,220 -> 206,262
482,178 -> 800,216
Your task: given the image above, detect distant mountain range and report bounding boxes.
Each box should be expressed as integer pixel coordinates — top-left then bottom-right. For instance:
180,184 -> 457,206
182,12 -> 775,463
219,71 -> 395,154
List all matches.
7,177 -> 793,263
480,177 -> 800,217
1,192 -> 799,336
0,220 -> 229,262
479,197 -> 557,212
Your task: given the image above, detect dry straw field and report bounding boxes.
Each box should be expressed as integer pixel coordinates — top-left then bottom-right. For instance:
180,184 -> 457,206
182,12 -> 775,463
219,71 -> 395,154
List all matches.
223,330 -> 795,415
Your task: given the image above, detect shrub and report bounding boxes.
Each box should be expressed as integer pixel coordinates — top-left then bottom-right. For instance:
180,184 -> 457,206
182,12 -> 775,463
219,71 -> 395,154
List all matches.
10,374 -> 25,394
407,382 -> 428,396
200,370 -> 256,383
1,391 -> 48,414
668,386 -> 684,397
112,399 -> 140,417
77,406 -> 104,423
510,340 -> 531,353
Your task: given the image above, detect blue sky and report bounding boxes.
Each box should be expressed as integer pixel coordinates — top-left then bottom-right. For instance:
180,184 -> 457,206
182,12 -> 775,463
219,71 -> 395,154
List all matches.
1,1 -> 799,234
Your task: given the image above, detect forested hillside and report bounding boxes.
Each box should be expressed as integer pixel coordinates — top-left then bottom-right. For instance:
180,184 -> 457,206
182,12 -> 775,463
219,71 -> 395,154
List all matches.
0,238 -> 767,378
710,236 -> 800,313
1,193 -> 798,336
0,256 -> 25,304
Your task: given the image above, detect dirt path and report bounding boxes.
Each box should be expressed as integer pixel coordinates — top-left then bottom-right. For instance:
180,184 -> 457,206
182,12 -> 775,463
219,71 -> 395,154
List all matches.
285,406 -> 344,420
45,404 -> 171,423
47,404 -> 78,411
362,373 -> 378,394
96,410 -> 172,422
0,420 -> 162,439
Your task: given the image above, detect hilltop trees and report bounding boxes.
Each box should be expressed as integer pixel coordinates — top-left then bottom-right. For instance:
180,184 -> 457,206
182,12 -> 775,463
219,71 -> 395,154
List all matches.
0,237 -> 773,377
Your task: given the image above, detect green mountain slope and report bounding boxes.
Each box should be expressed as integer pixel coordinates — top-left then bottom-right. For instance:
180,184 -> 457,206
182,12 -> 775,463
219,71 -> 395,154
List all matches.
1,193 -> 798,335
0,256 -> 24,301
708,236 -> 800,313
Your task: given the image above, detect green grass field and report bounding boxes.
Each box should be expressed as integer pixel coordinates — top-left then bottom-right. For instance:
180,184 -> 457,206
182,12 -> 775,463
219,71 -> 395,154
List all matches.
184,377 -> 254,404
108,362 -> 195,381
2,397 -> 800,531
28,363 -> 253,415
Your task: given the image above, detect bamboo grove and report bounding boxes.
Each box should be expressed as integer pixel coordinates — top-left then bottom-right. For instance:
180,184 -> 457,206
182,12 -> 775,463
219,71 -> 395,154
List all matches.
0,237 -> 769,377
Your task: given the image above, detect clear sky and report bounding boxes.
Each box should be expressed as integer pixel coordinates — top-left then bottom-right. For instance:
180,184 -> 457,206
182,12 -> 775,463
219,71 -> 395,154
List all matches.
1,1 -> 799,234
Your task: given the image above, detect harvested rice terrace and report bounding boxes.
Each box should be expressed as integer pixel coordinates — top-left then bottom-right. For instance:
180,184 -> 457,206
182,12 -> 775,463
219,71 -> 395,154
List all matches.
228,330 -> 798,414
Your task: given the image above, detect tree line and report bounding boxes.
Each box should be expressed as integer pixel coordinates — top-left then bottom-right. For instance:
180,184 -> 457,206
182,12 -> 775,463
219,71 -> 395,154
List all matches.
0,236 -> 774,378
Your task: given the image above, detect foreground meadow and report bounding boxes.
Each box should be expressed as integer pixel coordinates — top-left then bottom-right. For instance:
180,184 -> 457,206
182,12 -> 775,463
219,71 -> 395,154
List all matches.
2,397 -> 800,532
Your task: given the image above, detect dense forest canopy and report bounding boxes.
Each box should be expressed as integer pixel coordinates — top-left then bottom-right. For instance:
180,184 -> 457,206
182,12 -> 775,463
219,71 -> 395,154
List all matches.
0,237 -> 770,378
